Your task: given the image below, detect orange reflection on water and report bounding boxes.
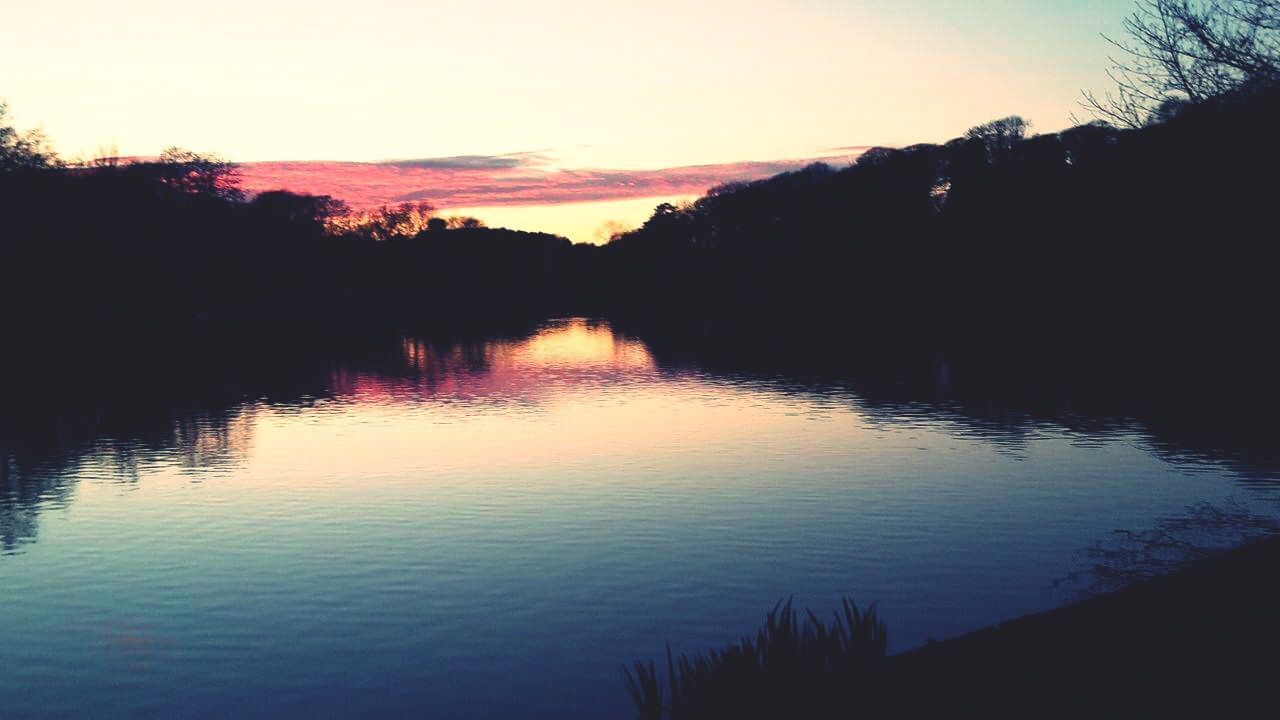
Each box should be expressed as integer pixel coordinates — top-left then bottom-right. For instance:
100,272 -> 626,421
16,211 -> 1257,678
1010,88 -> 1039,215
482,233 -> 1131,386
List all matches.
334,319 -> 656,405
496,319 -> 651,370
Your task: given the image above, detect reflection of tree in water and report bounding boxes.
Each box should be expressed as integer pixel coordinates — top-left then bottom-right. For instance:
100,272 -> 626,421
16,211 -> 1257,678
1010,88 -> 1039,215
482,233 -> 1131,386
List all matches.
5,315 -> 1280,554
617,312 -> 1280,484
0,321 -> 554,550
0,466 -> 68,552
170,410 -> 257,472
1049,500 -> 1280,602
0,409 -> 258,551
0,343 -> 326,551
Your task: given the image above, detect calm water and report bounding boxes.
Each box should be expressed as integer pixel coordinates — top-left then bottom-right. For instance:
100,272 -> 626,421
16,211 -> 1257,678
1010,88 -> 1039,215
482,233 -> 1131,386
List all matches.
2,318 -> 1277,719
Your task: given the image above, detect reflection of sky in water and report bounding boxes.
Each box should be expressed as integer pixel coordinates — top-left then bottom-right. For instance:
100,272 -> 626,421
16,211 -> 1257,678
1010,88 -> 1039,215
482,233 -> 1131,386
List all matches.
1,318 -> 1277,720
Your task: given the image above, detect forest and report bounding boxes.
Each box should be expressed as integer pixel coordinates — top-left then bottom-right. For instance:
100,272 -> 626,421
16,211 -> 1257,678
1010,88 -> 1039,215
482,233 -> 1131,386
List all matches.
2,0 -> 1277,343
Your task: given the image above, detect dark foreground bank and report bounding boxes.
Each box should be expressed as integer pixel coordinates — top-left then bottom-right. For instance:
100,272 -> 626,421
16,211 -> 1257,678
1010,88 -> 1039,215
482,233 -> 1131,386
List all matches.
881,535 -> 1280,717
632,536 -> 1280,719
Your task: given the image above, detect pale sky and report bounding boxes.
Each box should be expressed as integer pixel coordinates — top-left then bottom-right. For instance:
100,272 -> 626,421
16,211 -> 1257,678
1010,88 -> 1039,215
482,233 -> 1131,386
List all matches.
2,0 -> 1129,240
3,1 -> 1125,165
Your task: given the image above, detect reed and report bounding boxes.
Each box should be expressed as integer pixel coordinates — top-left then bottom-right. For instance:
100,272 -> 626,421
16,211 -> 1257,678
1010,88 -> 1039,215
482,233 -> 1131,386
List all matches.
624,597 -> 887,720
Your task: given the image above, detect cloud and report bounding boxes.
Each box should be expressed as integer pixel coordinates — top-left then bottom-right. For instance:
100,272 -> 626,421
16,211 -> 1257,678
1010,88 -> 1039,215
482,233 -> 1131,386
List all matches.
380,151 -> 551,170
824,145 -> 876,154
237,150 -> 868,210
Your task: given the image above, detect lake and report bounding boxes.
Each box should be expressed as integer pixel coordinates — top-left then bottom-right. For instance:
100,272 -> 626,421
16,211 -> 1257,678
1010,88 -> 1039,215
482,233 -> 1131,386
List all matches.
2,317 -> 1277,719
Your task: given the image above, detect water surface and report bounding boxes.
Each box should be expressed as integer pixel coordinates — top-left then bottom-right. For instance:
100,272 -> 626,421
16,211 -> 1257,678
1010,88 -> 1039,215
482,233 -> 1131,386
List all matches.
2,318 -> 1277,719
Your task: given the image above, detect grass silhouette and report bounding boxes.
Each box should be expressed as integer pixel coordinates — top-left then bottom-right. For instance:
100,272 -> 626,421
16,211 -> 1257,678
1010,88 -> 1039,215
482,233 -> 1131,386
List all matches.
624,597 -> 886,720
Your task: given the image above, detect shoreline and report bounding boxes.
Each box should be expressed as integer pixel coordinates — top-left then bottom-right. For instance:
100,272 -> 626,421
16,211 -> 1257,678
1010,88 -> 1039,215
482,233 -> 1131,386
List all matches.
880,535 -> 1280,716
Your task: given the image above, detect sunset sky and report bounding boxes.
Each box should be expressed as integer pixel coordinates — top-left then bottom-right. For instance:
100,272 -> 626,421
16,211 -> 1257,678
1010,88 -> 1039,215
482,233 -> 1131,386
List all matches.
2,0 -> 1125,240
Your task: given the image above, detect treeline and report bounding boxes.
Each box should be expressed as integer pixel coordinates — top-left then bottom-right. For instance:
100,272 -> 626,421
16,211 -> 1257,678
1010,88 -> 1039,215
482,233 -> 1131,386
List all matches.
601,0 -> 1280,338
0,145 -> 339,326
2,85 -> 1276,336
2,0 -> 1278,337
0,122 -> 590,332
600,86 -> 1280,338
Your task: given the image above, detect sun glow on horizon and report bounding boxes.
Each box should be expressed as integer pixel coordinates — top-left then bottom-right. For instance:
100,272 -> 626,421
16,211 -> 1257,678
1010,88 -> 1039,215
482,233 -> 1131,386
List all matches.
444,194 -> 697,244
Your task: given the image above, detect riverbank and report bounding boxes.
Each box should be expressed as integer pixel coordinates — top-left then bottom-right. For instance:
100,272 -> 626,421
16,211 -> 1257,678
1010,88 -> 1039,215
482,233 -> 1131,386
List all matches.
881,535 -> 1280,717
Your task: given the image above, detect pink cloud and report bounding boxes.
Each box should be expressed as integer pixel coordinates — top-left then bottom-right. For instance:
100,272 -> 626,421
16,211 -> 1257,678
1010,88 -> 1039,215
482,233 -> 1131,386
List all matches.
236,151 -> 869,209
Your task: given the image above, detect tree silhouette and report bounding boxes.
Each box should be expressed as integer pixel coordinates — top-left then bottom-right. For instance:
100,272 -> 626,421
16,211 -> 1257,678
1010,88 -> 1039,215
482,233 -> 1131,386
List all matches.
155,147 -> 243,201
593,219 -> 632,243
446,216 -> 486,229
0,101 -> 59,171
1084,0 -> 1280,126
248,190 -> 349,228
328,201 -> 437,241
964,116 -> 1030,165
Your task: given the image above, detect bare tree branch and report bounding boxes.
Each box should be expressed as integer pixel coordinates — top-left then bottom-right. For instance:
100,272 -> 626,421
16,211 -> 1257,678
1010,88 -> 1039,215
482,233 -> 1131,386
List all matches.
1083,1 -> 1280,127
